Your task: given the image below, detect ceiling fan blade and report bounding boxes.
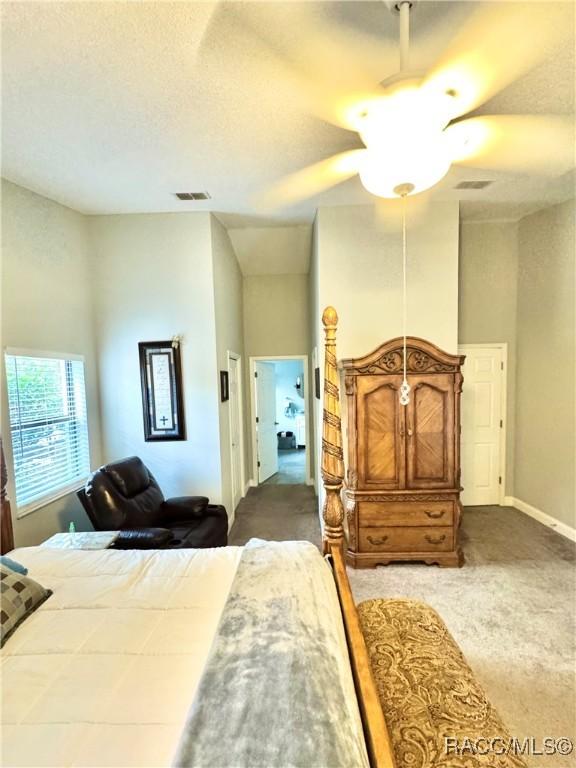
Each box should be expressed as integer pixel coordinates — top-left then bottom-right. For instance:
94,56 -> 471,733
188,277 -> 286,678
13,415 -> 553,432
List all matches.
422,4 -> 573,119
257,150 -> 367,211
373,191 -> 431,233
446,115 -> 575,175
221,3 -> 394,130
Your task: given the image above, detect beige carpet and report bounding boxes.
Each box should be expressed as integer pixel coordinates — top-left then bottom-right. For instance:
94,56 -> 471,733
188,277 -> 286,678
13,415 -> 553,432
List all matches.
262,449 -> 307,485
230,484 -> 321,545
230,487 -> 575,767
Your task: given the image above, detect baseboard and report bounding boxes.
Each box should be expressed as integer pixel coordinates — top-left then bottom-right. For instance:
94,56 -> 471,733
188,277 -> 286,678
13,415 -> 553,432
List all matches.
504,496 -> 576,542
247,479 -> 257,489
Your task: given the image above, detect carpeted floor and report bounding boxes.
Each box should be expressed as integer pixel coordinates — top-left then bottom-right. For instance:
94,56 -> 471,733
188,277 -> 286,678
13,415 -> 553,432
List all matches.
229,485 -> 576,767
263,448 -> 307,485
230,484 -> 320,544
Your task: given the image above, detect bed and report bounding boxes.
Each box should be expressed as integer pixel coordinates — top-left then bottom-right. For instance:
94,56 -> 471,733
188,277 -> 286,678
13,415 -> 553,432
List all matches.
0,307 -> 396,768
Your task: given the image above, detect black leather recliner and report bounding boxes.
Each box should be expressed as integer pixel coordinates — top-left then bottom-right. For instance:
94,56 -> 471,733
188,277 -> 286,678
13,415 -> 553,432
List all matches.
77,456 -> 228,549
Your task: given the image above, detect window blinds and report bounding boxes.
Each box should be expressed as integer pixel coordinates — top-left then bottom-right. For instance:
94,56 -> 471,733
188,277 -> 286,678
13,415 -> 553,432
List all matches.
5,353 -> 90,510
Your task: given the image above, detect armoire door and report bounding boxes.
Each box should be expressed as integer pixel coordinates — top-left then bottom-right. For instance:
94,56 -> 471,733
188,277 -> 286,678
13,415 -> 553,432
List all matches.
406,374 -> 455,489
356,375 -> 406,489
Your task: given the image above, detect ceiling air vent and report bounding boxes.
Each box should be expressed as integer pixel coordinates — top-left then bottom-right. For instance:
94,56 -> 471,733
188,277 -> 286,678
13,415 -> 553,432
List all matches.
455,180 -> 494,190
174,192 -> 211,201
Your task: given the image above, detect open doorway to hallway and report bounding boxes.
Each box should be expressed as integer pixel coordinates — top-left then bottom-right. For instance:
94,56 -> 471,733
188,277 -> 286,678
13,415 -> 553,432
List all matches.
250,356 -> 310,486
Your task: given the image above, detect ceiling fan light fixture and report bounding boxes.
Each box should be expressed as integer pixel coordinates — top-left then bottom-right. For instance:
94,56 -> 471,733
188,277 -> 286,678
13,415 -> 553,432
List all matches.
358,131 -> 452,198
357,81 -> 459,146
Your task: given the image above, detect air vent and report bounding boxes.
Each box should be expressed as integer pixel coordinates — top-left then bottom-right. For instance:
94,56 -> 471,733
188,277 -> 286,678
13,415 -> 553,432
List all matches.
174,192 -> 211,201
455,180 -> 494,190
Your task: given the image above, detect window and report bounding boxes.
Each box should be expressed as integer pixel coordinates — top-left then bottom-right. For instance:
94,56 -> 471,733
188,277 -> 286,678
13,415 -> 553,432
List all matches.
5,351 -> 90,513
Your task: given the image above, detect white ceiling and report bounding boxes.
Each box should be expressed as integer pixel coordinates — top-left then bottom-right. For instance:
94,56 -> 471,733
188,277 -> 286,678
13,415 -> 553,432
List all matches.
1,0 -> 575,232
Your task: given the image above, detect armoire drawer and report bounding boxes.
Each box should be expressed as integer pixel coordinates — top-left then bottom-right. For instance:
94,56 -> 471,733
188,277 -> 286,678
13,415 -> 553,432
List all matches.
358,501 -> 453,528
359,526 -> 454,553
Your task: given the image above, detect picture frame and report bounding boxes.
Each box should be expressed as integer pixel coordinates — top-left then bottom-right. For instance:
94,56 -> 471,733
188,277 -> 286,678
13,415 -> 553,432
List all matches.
220,370 -> 229,402
138,341 -> 185,441
315,367 -> 321,400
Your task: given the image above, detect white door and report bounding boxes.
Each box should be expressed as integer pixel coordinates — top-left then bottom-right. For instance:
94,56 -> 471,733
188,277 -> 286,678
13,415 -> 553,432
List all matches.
460,346 -> 504,505
255,362 -> 278,483
229,356 -> 243,511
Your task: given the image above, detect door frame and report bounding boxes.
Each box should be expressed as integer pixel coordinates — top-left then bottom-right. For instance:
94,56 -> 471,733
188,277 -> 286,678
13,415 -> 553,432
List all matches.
249,355 -> 312,487
227,351 -> 246,510
458,343 -> 508,505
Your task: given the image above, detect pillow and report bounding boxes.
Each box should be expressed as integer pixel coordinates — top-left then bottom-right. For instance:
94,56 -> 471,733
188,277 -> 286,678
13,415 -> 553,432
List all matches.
0,564 -> 52,648
0,555 -> 28,576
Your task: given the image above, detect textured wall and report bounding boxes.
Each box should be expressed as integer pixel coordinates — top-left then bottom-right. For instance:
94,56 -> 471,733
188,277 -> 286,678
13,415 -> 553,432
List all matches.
459,220 -> 519,495
1,180 -> 103,545
315,202 -> 460,358
212,215 -> 246,524
243,273 -> 310,358
89,212 -> 223,505
515,200 -> 575,527
242,273 -> 311,482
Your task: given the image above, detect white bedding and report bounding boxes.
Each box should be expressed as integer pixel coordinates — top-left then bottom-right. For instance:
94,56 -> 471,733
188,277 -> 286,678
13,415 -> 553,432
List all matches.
0,545 -> 242,768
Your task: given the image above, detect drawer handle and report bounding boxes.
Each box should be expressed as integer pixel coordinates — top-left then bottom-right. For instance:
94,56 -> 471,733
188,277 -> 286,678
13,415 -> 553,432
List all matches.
425,509 -> 445,519
367,535 -> 389,545
425,534 -> 446,545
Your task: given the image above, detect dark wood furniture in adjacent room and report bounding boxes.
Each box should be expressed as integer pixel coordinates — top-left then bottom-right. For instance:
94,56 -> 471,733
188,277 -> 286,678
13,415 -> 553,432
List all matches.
342,337 -> 465,568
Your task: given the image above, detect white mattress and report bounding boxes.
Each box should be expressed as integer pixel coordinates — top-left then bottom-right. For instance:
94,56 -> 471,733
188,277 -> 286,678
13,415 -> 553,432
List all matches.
0,545 -> 242,768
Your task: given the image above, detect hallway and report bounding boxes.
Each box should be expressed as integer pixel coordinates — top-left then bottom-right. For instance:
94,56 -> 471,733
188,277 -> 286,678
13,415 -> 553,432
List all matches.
229,484 -> 320,547
263,448 -> 306,485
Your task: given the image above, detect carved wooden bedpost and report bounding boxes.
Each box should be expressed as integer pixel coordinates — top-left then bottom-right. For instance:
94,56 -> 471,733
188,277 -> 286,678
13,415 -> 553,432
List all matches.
320,308 -> 397,768
321,306 -> 345,554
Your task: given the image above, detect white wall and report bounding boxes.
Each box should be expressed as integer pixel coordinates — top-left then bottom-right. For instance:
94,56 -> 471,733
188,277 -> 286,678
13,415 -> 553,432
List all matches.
315,202 -> 460,360
274,359 -> 304,434
312,202 -> 460,510
89,212 -> 223,504
1,180 -> 102,545
459,220 -> 519,495
243,273 -> 310,357
309,217 -> 320,494
211,215 -> 246,524
515,200 -> 575,529
243,273 -> 311,480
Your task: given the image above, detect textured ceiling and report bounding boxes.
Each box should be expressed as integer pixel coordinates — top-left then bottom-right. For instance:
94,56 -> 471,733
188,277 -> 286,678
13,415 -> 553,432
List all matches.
228,226 -> 312,275
1,0 -> 575,230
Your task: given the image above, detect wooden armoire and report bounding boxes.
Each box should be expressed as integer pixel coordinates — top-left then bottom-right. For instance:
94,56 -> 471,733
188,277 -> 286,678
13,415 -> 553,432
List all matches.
342,337 -> 465,568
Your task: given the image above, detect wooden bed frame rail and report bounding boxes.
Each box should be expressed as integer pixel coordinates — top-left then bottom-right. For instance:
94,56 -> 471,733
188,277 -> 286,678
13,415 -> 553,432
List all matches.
321,307 -> 396,768
1,437 -> 15,556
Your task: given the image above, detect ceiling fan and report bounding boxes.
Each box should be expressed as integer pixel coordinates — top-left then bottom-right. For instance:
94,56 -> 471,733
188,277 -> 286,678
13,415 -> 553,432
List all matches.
256,1 -> 574,211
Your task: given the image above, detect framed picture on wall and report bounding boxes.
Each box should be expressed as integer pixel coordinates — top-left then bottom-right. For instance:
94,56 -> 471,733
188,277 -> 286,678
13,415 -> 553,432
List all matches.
139,341 -> 185,441
220,370 -> 229,402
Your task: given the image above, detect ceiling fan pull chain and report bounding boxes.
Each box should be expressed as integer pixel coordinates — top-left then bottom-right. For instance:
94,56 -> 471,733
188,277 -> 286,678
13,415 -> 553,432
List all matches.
400,192 -> 411,407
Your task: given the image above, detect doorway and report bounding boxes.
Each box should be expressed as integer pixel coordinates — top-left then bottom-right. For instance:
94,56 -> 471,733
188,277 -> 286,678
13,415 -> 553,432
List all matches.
459,344 -> 507,505
250,356 -> 310,486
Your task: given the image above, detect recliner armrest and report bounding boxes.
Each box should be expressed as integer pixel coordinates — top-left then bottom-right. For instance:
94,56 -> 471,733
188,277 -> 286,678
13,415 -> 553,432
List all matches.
161,496 -> 210,522
112,528 -> 174,549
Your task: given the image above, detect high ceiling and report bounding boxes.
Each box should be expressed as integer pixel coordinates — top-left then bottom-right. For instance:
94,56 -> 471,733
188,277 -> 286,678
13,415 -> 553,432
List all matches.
2,1 -> 575,225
